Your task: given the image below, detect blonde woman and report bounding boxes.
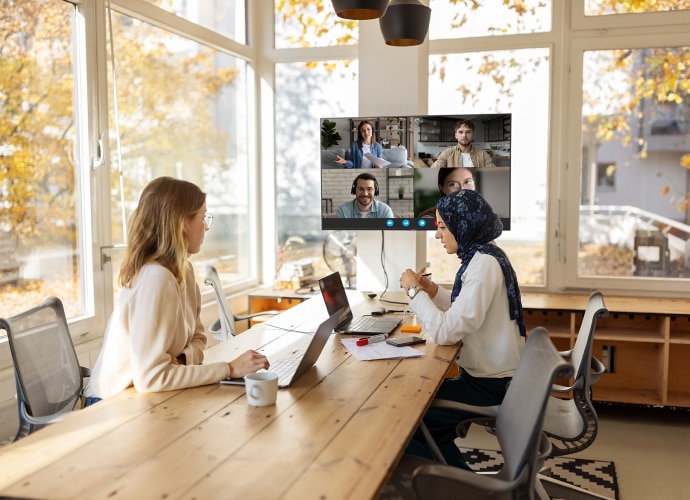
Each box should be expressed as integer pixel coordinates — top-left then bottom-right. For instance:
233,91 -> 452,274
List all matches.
84,177 -> 268,404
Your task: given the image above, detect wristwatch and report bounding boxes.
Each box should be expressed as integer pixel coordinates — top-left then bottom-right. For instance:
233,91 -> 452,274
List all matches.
407,284 -> 422,299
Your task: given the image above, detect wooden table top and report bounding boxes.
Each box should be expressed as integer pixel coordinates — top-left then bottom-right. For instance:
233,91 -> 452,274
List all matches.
0,291 -> 460,500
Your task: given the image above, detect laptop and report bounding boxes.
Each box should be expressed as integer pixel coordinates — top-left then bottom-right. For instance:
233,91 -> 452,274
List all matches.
318,271 -> 402,335
220,307 -> 344,388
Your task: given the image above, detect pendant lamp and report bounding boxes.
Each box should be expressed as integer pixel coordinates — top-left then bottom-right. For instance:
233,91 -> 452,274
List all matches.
331,0 -> 390,20
379,0 -> 431,46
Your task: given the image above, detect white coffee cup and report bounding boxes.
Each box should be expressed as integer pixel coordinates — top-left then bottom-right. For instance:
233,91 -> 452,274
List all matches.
244,372 -> 279,407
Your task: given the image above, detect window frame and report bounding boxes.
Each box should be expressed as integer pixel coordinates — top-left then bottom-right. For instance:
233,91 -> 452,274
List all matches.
572,0 -> 690,30
101,0 -> 264,297
563,20 -> 690,295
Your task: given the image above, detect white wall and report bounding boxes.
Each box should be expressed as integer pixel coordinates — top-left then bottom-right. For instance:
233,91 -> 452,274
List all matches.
355,20 -> 430,292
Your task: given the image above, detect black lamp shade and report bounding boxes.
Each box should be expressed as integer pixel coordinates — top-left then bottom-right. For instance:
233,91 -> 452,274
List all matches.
379,0 -> 431,46
331,0 -> 390,20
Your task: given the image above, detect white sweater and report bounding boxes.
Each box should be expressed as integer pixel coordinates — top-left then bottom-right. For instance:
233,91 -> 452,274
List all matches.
409,253 -> 524,378
84,263 -> 230,399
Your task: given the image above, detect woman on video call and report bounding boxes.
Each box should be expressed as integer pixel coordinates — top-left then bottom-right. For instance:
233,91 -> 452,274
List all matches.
399,189 -> 526,468
418,167 -> 476,218
83,177 -> 269,406
335,120 -> 383,168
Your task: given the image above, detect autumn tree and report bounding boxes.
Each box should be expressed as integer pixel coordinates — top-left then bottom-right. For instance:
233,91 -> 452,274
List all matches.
0,1 -> 75,245
104,12 -> 239,240
277,0 -> 690,217
0,2 -> 239,250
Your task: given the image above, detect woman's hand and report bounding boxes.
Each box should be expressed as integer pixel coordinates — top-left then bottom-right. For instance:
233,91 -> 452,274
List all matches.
335,155 -> 346,165
400,267 -> 438,299
400,268 -> 420,290
227,350 -> 270,378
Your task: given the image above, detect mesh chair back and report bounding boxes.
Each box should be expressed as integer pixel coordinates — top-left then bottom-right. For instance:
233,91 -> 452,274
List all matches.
1,297 -> 83,421
543,291 -> 608,455
495,327 -> 572,484
204,265 -> 237,341
571,291 -> 608,387
412,328 -> 571,499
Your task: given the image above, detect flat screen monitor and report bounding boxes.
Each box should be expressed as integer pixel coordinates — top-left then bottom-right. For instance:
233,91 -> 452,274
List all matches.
320,113 -> 511,231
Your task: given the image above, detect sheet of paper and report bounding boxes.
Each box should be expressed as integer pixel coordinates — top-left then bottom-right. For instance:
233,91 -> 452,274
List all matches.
341,338 -> 423,361
364,153 -> 391,167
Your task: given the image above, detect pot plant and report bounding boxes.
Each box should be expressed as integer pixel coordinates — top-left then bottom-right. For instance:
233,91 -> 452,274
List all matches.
398,184 -> 405,199
321,119 -> 342,149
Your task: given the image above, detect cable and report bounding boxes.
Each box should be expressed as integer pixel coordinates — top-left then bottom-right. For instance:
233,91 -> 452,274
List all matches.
379,297 -> 408,306
378,230 -> 392,299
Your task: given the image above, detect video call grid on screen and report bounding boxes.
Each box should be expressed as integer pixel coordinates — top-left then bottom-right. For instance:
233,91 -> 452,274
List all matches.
320,113 -> 511,231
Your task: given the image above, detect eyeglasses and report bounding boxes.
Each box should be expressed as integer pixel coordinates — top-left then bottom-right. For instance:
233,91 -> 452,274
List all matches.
444,178 -> 475,191
203,212 -> 214,230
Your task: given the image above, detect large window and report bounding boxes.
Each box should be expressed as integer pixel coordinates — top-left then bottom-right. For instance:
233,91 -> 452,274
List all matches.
0,0 -> 89,321
427,49 -> 550,287
274,61 -> 358,285
275,0 -> 357,48
105,10 -> 252,298
577,45 -> 690,281
429,0 -> 552,39
584,0 -> 690,15
145,0 -> 247,43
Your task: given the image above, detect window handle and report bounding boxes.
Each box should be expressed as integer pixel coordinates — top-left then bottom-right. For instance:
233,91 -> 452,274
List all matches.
92,133 -> 105,170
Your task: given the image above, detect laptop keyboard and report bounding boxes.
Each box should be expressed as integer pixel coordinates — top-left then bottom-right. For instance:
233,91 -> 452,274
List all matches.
345,316 -> 398,333
270,358 -> 300,386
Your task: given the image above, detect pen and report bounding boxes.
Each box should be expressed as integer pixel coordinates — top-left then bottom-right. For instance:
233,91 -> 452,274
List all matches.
356,333 -> 388,346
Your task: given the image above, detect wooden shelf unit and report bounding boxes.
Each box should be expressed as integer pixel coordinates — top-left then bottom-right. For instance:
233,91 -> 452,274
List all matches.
246,289 -> 690,408
523,293 -> 690,408
247,288 -> 314,326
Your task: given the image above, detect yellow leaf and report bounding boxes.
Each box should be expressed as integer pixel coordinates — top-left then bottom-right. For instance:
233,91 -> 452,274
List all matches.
681,154 -> 690,169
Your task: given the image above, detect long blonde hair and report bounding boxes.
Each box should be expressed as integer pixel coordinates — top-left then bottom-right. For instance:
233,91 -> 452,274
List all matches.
119,176 -> 206,287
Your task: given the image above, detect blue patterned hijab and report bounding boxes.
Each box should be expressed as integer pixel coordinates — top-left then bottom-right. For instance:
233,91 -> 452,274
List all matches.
436,190 -> 526,336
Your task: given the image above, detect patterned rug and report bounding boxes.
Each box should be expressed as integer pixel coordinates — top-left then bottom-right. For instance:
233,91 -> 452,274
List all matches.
380,448 -> 619,499
461,448 -> 619,499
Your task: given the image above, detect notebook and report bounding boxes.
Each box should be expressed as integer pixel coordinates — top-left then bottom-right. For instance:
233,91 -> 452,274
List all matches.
318,271 -> 402,335
220,307 -> 344,388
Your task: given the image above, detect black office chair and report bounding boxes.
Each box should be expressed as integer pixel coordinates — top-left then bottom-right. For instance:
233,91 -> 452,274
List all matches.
386,327 -> 572,500
204,265 -> 279,341
1,296 -> 91,441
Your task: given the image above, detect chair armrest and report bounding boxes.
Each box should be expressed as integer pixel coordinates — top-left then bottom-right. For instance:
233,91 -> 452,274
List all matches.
421,400 -> 500,462
19,401 -> 76,427
558,349 -> 574,359
430,399 -> 499,418
589,355 -> 606,384
234,310 -> 280,321
413,462 -> 531,497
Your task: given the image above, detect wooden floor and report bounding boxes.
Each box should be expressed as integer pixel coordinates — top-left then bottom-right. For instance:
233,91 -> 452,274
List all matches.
460,403 -> 690,499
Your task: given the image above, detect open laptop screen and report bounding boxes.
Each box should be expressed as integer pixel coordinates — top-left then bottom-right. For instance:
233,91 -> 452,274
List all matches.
318,272 -> 354,327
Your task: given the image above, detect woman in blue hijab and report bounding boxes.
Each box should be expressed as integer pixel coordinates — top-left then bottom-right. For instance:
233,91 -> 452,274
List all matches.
400,189 -> 526,468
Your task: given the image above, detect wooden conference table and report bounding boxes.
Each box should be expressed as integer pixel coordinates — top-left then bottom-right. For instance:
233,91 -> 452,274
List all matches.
0,291 -> 460,500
